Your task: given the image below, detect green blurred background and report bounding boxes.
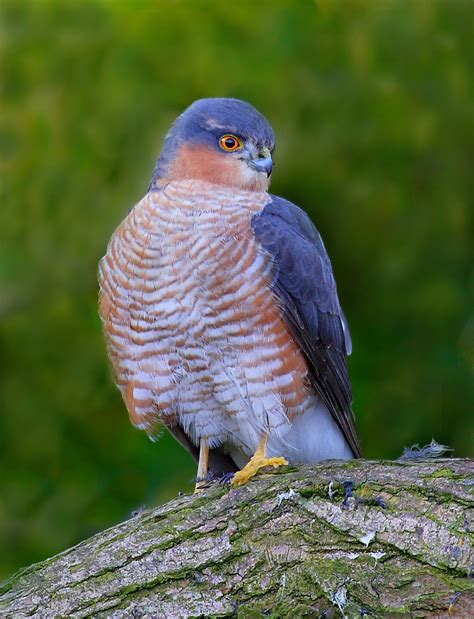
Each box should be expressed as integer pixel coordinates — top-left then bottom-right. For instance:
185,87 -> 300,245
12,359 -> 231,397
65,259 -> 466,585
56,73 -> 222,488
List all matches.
1,0 -> 473,580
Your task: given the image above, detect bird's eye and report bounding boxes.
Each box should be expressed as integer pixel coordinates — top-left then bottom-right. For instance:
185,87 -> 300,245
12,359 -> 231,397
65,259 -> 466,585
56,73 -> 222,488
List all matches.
219,134 -> 243,152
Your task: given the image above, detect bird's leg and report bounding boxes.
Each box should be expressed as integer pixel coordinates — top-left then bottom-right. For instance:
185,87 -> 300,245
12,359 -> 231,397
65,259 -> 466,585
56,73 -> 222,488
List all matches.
231,433 -> 288,486
194,437 -> 209,493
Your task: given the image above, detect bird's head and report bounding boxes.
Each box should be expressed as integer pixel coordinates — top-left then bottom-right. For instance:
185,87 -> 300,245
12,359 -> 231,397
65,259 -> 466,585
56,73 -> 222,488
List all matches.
151,98 -> 275,192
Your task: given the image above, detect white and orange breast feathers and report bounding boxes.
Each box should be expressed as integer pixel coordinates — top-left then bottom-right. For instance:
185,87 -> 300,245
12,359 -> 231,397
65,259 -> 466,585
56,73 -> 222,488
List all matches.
98,179 -> 318,461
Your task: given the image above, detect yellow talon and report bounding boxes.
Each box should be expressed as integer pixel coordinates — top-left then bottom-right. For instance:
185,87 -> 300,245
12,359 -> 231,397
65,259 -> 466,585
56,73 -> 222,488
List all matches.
231,434 -> 288,486
232,456 -> 288,486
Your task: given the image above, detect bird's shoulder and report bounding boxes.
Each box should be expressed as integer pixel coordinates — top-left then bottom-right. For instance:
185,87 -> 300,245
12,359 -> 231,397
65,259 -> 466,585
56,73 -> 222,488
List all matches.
251,193 -> 350,355
254,193 -> 321,239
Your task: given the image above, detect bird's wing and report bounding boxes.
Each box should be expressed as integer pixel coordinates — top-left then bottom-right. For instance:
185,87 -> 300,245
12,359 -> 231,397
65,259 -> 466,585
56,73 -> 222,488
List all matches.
252,195 -> 362,457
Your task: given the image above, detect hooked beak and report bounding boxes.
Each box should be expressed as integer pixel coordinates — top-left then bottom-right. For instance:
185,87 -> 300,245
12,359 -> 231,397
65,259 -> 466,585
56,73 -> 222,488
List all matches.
249,156 -> 273,177
248,146 -> 273,177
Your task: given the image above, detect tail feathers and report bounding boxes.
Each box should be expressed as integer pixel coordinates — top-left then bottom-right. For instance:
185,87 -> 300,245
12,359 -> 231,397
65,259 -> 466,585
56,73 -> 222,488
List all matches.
269,398 -> 354,463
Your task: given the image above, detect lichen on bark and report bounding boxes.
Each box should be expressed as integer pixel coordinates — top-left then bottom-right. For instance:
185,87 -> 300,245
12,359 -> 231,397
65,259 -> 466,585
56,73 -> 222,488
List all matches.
0,459 -> 473,618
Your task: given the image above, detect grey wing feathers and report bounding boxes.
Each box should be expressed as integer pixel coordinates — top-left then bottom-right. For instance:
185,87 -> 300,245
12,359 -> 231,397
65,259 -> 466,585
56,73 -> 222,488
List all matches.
251,195 -> 362,457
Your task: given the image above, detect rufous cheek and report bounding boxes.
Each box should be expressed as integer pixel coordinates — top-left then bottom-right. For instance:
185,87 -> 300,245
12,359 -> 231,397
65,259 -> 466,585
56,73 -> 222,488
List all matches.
168,145 -> 270,191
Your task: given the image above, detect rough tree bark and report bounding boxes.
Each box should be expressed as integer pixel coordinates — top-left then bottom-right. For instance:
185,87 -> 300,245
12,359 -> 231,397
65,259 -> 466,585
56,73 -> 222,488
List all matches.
0,458 -> 473,618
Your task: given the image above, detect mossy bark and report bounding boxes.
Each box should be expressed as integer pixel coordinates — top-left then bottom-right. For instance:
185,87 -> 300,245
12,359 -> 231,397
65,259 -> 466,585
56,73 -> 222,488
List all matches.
1,459 -> 473,618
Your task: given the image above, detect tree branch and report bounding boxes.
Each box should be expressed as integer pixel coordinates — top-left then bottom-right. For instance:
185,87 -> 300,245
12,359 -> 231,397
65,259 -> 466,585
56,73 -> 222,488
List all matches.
1,459 -> 473,617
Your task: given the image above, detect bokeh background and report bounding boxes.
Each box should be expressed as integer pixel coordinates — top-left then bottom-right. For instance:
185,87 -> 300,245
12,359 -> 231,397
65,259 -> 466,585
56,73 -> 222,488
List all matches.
1,0 -> 473,580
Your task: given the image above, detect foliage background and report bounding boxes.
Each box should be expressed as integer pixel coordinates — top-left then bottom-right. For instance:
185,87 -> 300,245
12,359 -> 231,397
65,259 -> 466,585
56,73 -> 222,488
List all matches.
1,0 -> 473,579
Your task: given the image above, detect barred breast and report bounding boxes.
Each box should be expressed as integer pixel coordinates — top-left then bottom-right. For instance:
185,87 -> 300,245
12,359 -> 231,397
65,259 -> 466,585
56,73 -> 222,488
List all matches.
98,179 -> 314,459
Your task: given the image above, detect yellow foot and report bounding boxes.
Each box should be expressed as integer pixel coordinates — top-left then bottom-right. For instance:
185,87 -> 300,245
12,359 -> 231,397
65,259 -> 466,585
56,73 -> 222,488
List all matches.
231,455 -> 288,486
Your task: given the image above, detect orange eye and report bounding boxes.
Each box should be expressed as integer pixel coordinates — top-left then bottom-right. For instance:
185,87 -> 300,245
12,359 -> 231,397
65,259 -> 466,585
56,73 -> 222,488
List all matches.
219,134 -> 243,152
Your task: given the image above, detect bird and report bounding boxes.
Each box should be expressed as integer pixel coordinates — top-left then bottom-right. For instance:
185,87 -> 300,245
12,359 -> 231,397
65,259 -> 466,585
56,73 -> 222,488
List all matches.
98,97 -> 362,491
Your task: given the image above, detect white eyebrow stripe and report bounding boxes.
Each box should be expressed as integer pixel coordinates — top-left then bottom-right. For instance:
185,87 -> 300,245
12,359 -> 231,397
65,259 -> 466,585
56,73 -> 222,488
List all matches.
203,118 -> 231,131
